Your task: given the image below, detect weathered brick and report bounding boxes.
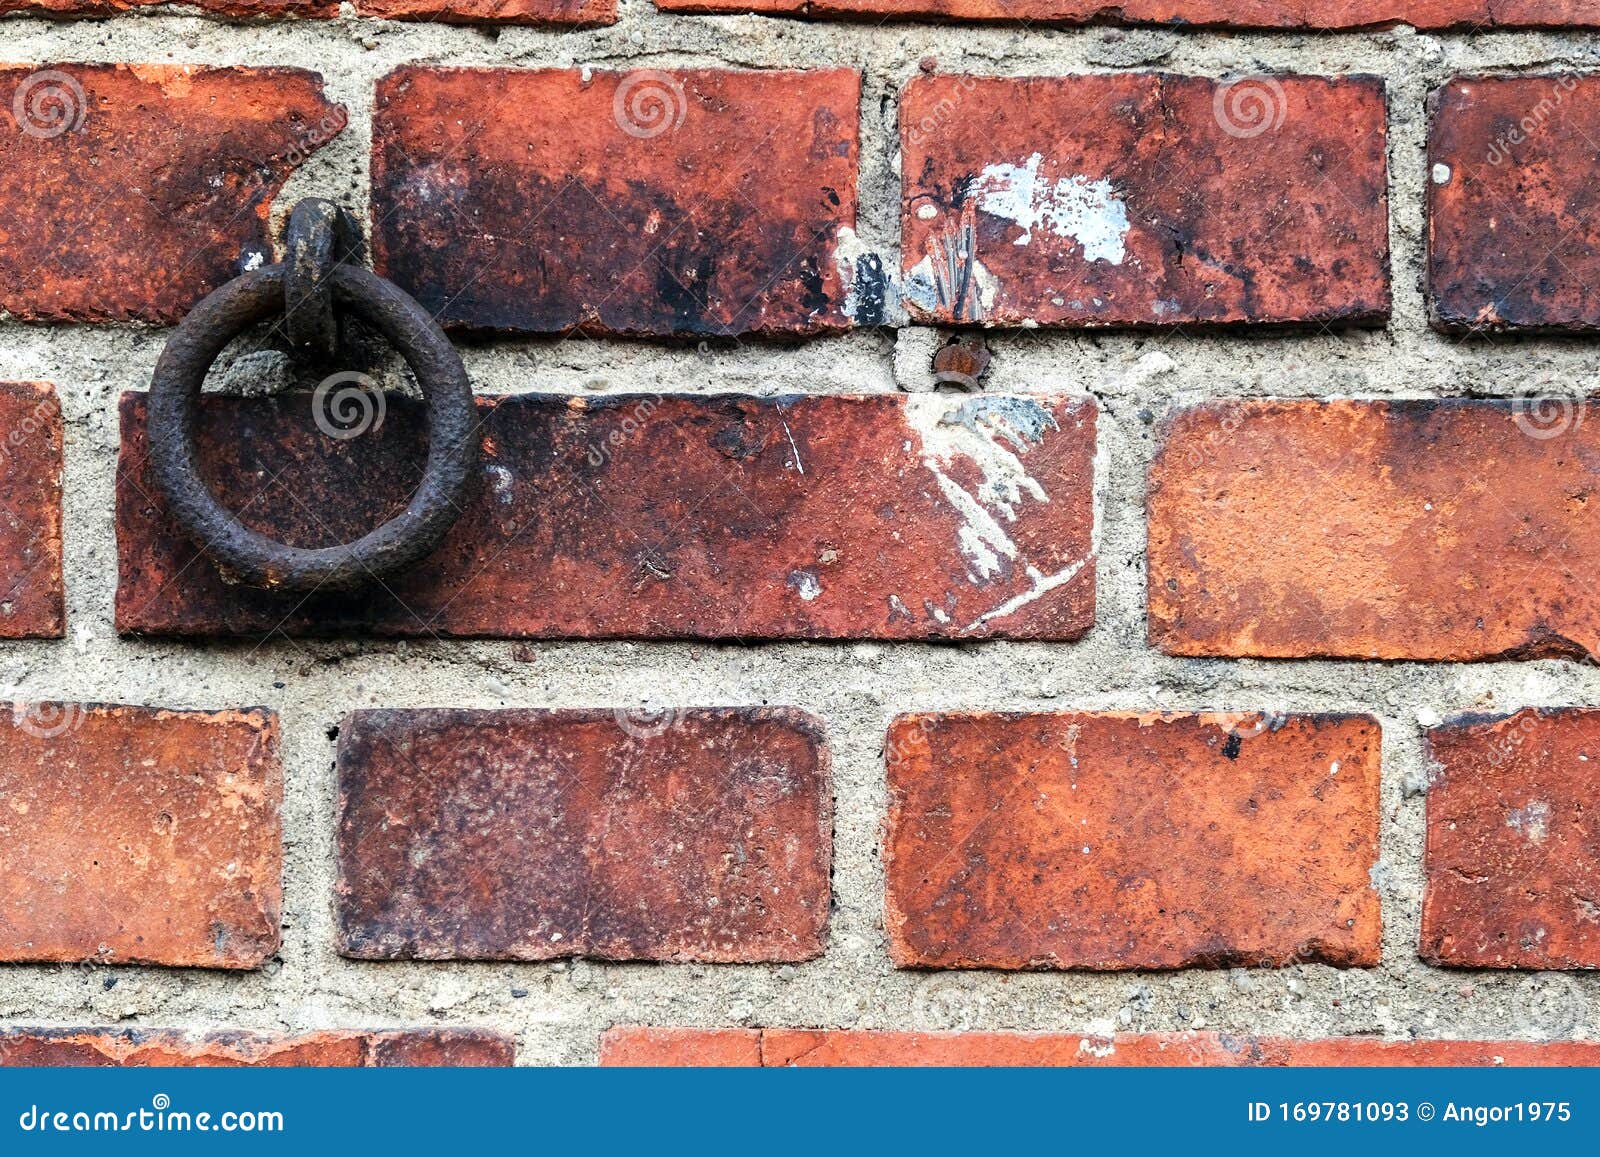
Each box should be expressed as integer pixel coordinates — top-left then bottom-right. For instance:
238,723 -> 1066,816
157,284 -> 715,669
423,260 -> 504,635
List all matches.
599,1027 -> 762,1067
336,708 -> 830,962
354,0 -> 613,21
0,383 -> 64,639
899,73 -> 1389,328
116,391 -> 1095,641
885,712 -> 1381,969
0,0 -> 334,14
1149,399 -> 1600,661
372,67 -> 865,337
657,0 -> 1596,30
0,1029 -> 514,1067
0,65 -> 342,324
0,705 -> 281,969
1429,75 -> 1600,332
1422,708 -> 1600,968
603,1029 -> 1600,1066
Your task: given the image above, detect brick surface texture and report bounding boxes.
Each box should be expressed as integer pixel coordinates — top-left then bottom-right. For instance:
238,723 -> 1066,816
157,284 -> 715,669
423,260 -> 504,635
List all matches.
0,1029 -> 515,1066
116,391 -> 1095,641
900,73 -> 1390,328
603,1028 -> 1600,1065
0,705 -> 281,969
1422,708 -> 1600,968
4,0 -> 1600,1071
335,708 -> 831,962
885,712 -> 1382,969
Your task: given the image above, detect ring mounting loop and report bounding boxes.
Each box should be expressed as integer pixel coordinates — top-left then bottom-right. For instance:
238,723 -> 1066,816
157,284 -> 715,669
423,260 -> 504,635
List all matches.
147,262 -> 480,593
283,198 -> 361,362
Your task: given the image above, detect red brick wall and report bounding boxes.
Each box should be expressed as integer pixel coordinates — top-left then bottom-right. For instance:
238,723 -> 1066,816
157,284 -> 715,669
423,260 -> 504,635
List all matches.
1,3 -> 1598,1067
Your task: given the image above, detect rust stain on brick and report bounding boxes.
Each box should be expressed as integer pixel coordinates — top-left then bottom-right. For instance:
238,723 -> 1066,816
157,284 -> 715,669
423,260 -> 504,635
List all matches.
604,1027 -> 1600,1066
900,73 -> 1389,329
884,712 -> 1382,970
0,704 -> 281,969
0,64 -> 341,323
0,1029 -> 514,1066
335,708 -> 831,963
116,391 -> 1095,641
0,383 -> 64,639
1149,399 -> 1600,660
1429,75 -> 1600,333
372,67 -> 863,337
1422,708 -> 1600,968
656,0 -> 1594,28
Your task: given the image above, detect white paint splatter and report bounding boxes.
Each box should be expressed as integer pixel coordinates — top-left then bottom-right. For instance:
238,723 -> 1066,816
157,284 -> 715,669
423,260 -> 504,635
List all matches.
905,395 -> 1058,584
973,153 -> 1130,264
962,560 -> 1088,632
1506,800 -> 1551,843
787,569 -> 822,601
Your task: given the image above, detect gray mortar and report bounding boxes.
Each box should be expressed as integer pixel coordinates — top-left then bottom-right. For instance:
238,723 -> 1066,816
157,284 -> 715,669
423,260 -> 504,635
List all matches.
1,7 -> 1599,1065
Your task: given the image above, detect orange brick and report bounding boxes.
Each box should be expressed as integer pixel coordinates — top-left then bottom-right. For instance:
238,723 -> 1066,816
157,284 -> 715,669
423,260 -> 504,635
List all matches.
0,1029 -> 513,1066
0,382 -> 63,639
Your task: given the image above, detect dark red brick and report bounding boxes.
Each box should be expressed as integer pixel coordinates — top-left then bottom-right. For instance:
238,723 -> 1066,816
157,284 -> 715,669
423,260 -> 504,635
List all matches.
1422,708 -> 1600,968
372,67 -> 864,337
335,708 -> 830,962
115,391 -> 1095,641
1429,75 -> 1600,332
0,65 -> 342,324
657,0 -> 1596,29
0,705 -> 281,969
0,0 -> 334,14
1149,399 -> 1600,661
0,1029 -> 513,1067
900,73 -> 1389,328
0,383 -> 63,639
885,712 -> 1381,969
355,0 -> 613,21
602,1029 -> 1600,1066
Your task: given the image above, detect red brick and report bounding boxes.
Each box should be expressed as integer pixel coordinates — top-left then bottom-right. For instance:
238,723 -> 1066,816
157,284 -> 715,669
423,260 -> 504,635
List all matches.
1429,75 -> 1600,332
0,1029 -> 513,1067
115,391 -> 1095,642
657,0 -> 1596,30
603,1029 -> 1600,1066
1149,400 -> 1600,661
0,65 -> 341,324
600,1027 -> 762,1067
336,708 -> 830,962
885,712 -> 1381,969
372,67 -> 865,337
899,73 -> 1389,328
0,705 -> 281,969
0,0 -> 334,14
0,383 -> 63,639
1422,708 -> 1600,968
354,0 -> 612,21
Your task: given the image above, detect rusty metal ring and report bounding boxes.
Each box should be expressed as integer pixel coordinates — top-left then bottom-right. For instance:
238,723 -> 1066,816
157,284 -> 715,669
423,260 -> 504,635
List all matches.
283,198 -> 359,361
147,263 -> 479,592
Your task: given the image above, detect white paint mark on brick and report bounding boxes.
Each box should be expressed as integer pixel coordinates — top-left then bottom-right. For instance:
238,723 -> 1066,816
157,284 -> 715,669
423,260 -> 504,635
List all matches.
974,153 -> 1130,263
